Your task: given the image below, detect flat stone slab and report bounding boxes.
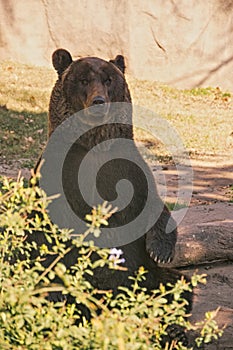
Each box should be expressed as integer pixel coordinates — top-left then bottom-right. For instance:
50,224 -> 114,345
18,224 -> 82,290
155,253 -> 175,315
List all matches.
171,202 -> 233,267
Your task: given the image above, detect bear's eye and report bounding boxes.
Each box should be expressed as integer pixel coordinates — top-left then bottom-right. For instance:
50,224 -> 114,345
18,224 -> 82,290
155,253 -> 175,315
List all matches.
104,77 -> 112,86
79,79 -> 88,86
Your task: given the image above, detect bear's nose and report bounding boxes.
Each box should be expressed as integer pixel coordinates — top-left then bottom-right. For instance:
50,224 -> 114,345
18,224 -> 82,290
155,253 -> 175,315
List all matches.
92,96 -> 105,105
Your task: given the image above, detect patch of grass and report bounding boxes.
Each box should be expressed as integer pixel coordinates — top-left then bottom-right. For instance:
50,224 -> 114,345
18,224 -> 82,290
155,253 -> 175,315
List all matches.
0,61 -> 232,168
184,87 -> 214,96
0,107 -> 47,163
0,61 -> 55,166
128,76 -> 232,162
166,202 -> 187,211
183,86 -> 231,99
0,61 -> 55,113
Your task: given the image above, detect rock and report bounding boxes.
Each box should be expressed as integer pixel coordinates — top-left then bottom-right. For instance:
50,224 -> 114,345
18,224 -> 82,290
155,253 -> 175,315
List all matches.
170,203 -> 233,267
169,203 -> 233,349
1,1 -> 233,90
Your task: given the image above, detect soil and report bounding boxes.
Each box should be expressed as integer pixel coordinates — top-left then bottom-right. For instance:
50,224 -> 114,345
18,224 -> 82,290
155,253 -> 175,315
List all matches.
155,156 -> 233,349
0,155 -> 232,349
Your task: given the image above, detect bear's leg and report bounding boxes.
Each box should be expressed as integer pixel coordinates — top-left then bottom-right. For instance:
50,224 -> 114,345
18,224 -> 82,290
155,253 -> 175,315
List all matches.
146,205 -> 177,264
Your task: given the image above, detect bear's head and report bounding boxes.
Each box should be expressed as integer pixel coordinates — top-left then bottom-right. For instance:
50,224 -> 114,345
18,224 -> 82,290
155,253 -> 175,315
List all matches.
52,49 -> 131,114
49,49 -> 133,146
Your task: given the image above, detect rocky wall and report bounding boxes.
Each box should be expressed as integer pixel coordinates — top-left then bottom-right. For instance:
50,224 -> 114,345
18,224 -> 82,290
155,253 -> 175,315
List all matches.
1,0 -> 233,91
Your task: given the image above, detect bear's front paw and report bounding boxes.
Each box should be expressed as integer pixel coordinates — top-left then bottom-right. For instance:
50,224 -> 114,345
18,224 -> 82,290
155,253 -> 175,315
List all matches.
146,238 -> 175,264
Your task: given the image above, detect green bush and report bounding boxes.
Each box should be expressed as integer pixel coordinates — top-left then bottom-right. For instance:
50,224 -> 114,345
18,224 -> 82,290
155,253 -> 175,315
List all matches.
0,176 -> 223,349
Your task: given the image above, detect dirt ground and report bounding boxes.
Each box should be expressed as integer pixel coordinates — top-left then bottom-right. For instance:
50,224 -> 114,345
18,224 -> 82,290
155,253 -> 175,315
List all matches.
0,154 -> 232,348
155,155 -> 232,348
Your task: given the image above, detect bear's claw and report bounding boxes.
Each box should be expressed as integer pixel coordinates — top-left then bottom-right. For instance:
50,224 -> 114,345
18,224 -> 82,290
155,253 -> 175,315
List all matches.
147,241 -> 175,264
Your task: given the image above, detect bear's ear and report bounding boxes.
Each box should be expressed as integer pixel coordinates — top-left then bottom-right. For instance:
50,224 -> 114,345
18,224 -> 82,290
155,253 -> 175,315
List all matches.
109,55 -> 126,74
52,49 -> 73,77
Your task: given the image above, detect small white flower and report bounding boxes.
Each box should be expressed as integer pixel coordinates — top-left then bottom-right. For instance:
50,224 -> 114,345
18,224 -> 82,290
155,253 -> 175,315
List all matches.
109,248 -> 125,266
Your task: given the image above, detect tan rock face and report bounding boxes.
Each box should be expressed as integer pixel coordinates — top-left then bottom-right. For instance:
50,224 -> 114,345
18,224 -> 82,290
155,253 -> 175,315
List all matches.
1,0 -> 233,91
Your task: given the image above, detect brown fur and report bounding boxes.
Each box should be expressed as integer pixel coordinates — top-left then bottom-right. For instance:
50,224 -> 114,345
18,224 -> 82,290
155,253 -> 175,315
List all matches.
36,49 -> 193,344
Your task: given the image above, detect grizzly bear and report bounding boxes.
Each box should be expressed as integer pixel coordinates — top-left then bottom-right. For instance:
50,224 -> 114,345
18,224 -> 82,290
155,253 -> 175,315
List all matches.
37,49 -> 192,344
47,48 -> 178,262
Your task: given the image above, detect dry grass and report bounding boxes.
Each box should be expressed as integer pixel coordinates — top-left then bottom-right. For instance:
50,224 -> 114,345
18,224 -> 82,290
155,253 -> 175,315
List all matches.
0,60 -> 232,168
127,76 -> 232,162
